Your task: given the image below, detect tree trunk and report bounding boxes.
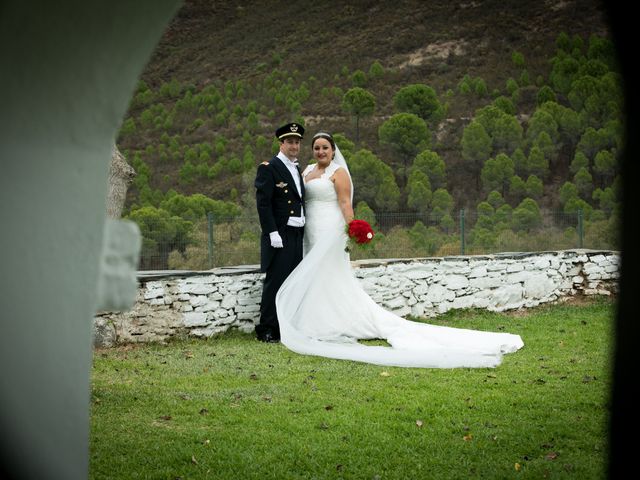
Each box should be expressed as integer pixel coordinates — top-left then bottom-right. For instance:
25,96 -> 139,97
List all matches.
106,144 -> 136,218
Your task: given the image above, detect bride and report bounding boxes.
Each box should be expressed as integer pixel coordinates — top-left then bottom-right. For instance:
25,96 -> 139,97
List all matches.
275,132 -> 524,368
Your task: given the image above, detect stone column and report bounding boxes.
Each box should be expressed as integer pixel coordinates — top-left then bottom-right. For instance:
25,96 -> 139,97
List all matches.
0,1 -> 180,478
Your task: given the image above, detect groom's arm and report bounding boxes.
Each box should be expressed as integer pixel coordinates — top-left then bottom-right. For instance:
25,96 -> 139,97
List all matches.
255,162 -> 277,234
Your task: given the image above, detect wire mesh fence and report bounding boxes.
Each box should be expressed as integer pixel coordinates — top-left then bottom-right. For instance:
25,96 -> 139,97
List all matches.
130,209 -> 617,270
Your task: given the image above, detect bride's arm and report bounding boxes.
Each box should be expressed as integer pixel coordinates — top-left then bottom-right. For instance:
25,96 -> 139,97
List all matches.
333,168 -> 354,223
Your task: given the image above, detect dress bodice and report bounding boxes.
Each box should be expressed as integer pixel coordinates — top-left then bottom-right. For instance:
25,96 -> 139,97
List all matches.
303,162 -> 340,204
301,162 -> 345,252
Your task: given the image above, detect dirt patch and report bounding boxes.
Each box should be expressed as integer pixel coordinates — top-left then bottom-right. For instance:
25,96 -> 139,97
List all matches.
397,40 -> 469,69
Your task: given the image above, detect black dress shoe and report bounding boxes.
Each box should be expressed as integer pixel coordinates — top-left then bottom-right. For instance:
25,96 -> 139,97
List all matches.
258,332 -> 280,343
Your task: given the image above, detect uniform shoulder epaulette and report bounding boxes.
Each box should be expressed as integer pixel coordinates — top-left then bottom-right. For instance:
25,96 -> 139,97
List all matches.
260,161 -> 270,166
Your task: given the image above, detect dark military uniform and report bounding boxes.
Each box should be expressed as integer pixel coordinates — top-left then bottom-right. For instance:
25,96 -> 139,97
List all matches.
255,124 -> 305,342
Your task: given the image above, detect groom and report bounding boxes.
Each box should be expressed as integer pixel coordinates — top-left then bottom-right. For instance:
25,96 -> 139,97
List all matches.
254,122 -> 306,342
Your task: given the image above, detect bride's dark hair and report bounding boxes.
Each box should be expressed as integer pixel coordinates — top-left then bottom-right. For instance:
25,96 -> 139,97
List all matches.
311,132 -> 335,150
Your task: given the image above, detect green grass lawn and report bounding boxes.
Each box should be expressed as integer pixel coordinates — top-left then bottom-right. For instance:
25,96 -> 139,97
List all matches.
90,296 -> 614,479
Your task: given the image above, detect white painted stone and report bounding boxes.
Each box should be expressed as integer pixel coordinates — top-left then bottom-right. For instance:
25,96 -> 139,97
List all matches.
211,314 -> 237,325
490,284 -> 524,308
533,258 -> 550,269
390,305 -> 411,317
426,284 -> 454,303
444,275 -> 469,290
191,324 -> 227,337
507,263 -> 524,273
412,283 -> 430,295
183,312 -> 209,327
237,322 -> 256,333
583,263 -> 602,275
236,304 -> 260,313
524,273 -> 555,299
470,276 -> 503,289
437,301 -> 453,314
472,297 -> 489,309
452,295 -> 475,310
469,266 -> 487,278
237,296 -> 256,306
486,262 -> 506,272
507,271 -> 530,284
221,294 -> 237,309
179,283 -> 216,295
195,300 -> 220,313
144,287 -> 164,300
402,267 -> 433,279
189,295 -> 208,307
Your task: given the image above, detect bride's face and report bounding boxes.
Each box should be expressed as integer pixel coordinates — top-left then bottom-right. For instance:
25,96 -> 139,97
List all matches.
312,138 -> 333,167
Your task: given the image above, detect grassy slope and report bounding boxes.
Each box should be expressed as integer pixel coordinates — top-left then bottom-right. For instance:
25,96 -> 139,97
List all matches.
127,0 -> 611,210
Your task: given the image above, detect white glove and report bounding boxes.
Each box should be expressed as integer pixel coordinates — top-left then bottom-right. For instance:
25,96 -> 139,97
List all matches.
269,231 -> 283,248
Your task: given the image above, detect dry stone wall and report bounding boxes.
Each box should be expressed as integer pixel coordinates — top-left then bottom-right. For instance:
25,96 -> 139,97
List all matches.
94,250 -> 619,347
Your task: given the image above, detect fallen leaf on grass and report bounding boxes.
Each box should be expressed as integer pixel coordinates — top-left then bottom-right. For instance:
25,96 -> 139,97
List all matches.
514,463 -> 521,471
463,434 -> 473,441
379,371 -> 390,377
545,452 -> 559,461
415,420 -> 424,428
191,455 -> 198,465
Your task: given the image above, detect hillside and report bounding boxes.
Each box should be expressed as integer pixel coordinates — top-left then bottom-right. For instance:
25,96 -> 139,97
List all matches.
118,0 -> 621,267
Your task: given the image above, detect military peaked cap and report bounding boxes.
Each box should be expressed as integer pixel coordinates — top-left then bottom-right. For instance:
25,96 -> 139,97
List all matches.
275,122 -> 304,140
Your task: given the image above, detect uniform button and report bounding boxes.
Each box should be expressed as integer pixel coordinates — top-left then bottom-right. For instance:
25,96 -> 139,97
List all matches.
284,190 -> 288,193
290,210 -> 294,214
288,200 -> 292,204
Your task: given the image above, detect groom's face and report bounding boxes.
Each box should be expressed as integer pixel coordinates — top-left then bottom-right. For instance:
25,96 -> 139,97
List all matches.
280,137 -> 301,160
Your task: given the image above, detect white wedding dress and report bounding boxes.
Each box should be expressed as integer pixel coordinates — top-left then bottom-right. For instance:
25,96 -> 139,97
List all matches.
276,161 -> 524,368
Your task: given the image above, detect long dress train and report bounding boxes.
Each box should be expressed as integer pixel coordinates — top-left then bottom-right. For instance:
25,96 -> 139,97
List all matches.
276,163 -> 524,368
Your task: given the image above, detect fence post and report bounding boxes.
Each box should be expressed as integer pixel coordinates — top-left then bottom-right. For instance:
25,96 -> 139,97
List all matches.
459,209 -> 465,255
577,209 -> 584,248
207,212 -> 214,269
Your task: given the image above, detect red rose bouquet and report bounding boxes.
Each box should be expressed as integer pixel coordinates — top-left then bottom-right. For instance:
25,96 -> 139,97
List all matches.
345,219 -> 375,252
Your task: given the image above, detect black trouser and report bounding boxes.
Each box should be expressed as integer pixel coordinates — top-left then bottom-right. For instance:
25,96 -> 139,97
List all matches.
257,226 -> 303,339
